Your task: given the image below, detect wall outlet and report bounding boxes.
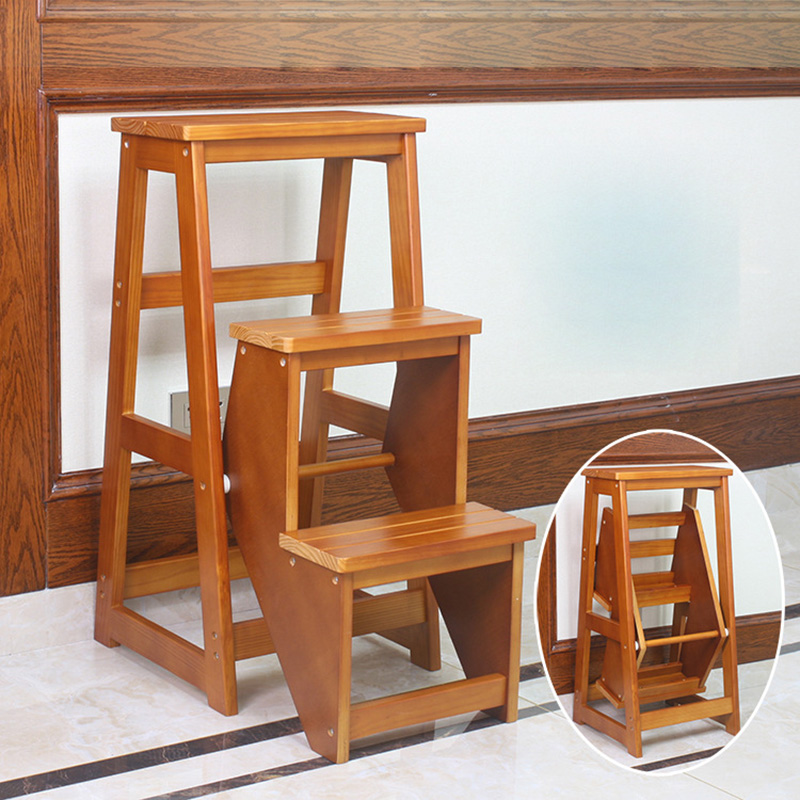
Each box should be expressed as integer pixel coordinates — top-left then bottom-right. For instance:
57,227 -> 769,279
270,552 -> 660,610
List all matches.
170,386 -> 230,434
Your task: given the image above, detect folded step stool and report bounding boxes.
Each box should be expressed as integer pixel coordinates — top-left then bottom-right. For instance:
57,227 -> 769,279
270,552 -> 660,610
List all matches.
574,465 -> 740,757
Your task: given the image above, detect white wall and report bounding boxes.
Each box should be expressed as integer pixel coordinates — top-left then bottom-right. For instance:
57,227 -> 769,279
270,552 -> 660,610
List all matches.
59,98 -> 800,472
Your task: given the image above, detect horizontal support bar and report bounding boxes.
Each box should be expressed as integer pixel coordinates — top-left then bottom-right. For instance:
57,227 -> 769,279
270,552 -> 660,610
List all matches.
232,587 -> 428,660
297,452 -> 395,480
140,261 -> 326,309
628,512 -> 687,529
108,606 -> 205,691
320,390 -> 389,440
299,336 -> 460,372
350,673 -> 507,741
644,629 -> 721,649
640,696 -> 734,731
586,611 -> 621,641
124,547 -> 248,598
204,134 -> 404,163
120,413 -> 193,475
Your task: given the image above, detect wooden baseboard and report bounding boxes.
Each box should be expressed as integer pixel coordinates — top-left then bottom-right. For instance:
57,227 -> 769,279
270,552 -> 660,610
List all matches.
45,374 -> 800,588
541,610 -> 783,696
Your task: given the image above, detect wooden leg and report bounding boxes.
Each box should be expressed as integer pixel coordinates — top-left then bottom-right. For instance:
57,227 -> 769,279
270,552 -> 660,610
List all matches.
573,481 -> 599,725
298,157 -> 353,528
610,483 -> 642,758
95,137 -> 149,647
713,479 -> 740,734
385,135 -> 424,307
429,543 -> 524,722
175,143 -> 237,715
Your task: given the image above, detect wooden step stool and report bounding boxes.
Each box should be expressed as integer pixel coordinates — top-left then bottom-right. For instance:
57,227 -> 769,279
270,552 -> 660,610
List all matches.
574,465 -> 740,757
94,110 -> 445,716
223,309 -> 536,762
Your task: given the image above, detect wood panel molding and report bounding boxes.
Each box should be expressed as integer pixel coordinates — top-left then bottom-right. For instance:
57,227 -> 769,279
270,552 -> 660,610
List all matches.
40,0 -> 800,90
45,374 -> 800,588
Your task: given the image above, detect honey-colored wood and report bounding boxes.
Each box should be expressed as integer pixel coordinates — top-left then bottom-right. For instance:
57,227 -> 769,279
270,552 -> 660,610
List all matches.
140,262 -> 327,309
349,674 -> 508,741
230,307 -> 481,353
111,111 -> 426,142
574,466 -> 740,757
95,110 -> 447,715
222,265 -> 533,761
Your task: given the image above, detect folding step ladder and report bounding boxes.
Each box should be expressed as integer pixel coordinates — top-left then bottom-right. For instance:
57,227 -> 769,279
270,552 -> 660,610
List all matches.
574,465 -> 740,757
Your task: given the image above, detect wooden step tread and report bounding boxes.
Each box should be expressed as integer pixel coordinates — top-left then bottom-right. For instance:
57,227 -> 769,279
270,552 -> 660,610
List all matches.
112,110 -> 426,142
633,571 -> 691,606
231,306 -> 482,353
279,502 -> 535,574
583,464 -> 732,482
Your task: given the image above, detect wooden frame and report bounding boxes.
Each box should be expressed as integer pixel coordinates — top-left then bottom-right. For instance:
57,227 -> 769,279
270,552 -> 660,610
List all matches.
3,0 -> 800,596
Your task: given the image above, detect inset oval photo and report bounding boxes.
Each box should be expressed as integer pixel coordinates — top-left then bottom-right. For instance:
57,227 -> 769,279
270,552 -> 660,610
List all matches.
534,429 -> 784,774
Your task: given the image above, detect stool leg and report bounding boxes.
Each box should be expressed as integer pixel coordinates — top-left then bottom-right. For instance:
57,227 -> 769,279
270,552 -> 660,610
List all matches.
713,478 -> 740,734
610,482 -> 643,757
95,137 -> 149,647
298,157 -> 353,529
175,144 -> 237,715
385,134 -> 424,307
573,479 -> 600,726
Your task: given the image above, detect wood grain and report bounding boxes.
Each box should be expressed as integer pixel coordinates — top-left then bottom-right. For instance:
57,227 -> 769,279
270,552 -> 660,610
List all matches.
0,0 -> 48,595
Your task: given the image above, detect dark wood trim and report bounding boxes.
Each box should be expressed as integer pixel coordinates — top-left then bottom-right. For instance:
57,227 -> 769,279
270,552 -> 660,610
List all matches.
45,374 -> 800,587
0,0 -> 48,595
41,68 -> 800,110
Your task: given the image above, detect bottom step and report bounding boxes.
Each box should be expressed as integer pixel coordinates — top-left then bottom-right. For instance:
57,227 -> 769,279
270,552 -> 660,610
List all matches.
593,661 -> 702,707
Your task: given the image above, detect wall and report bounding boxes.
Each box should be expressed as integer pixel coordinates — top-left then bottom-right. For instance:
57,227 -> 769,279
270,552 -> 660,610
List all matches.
60,98 -> 800,472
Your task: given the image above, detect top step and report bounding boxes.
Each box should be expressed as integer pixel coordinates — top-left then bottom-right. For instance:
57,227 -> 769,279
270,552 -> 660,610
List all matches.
111,111 -> 426,142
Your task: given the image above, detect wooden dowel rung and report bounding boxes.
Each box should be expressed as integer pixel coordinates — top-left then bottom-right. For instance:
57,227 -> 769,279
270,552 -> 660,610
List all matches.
644,630 -> 720,649
298,451 -> 395,479
320,390 -> 389,440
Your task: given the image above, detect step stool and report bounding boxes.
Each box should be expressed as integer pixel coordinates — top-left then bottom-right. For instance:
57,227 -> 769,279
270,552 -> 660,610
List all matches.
94,110 -> 445,716
574,465 -> 740,757
223,309 -> 536,762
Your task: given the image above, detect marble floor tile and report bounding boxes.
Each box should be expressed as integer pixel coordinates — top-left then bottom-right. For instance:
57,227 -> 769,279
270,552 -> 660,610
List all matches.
202,712 -> 736,800
0,465 -> 797,800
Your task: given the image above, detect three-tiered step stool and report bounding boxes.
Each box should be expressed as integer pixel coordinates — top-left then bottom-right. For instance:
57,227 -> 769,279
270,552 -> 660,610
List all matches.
573,465 -> 740,757
94,110 -> 536,760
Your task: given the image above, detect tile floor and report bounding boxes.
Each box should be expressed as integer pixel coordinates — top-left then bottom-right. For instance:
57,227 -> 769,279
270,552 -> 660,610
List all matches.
1,464 -> 798,799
